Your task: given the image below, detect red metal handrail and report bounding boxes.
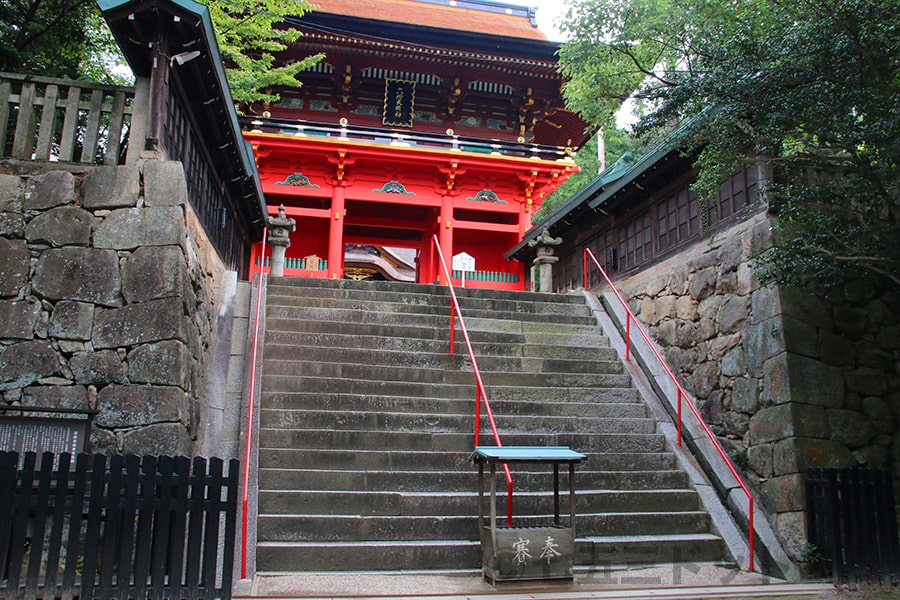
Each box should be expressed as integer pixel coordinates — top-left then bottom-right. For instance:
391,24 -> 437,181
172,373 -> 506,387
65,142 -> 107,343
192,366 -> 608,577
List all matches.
432,235 -> 514,526
583,248 -> 755,571
241,227 -> 267,579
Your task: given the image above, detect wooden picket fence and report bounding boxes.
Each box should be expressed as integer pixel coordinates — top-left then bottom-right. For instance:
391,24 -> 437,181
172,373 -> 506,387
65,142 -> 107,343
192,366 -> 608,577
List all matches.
807,467 -> 900,589
0,72 -> 134,165
0,452 -> 238,600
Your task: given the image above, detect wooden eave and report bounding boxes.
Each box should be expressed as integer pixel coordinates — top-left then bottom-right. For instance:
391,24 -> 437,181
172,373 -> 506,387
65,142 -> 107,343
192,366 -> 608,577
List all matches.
98,0 -> 266,240
287,30 -> 561,80
287,7 -> 554,57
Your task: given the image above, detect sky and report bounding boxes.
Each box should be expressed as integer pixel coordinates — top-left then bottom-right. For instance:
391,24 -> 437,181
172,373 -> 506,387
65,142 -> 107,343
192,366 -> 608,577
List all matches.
531,0 -> 570,41
491,0 -> 570,41
491,0 -> 638,129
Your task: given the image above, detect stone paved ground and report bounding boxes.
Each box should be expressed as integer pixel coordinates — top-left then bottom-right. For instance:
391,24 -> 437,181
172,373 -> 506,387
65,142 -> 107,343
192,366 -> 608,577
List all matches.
246,564 -> 844,599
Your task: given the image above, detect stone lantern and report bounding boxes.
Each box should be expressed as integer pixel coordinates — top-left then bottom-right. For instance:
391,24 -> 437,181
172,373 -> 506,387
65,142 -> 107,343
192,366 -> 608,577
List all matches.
266,205 -> 296,277
528,228 -> 562,293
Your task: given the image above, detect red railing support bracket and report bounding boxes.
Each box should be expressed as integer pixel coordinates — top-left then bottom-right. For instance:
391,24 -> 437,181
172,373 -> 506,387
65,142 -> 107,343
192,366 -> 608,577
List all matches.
583,248 -> 755,572
241,227 -> 267,580
433,235 -> 514,522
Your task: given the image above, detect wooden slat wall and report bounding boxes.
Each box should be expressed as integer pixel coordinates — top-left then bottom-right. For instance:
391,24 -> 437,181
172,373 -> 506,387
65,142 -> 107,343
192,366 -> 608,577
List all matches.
0,451 -> 239,600
806,467 -> 900,590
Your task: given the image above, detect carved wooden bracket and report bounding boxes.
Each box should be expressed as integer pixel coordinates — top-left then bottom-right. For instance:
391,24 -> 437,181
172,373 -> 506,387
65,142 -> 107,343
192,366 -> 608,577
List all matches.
327,150 -> 356,184
437,161 -> 465,194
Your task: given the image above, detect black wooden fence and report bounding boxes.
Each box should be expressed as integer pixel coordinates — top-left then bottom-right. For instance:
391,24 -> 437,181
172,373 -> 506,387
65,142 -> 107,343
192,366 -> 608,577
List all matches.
807,467 -> 900,589
0,452 -> 238,600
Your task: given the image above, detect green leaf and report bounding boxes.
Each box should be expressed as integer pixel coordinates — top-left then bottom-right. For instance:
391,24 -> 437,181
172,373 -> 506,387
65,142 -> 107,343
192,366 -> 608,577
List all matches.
558,0 -> 900,289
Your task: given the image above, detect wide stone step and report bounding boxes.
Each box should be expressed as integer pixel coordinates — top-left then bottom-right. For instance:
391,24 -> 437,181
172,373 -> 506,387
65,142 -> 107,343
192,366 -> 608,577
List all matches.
258,410 -> 656,435
266,285 -> 592,314
262,344 -> 623,374
265,317 -> 457,341
259,423 -> 666,452
264,376 -> 646,406
263,329 -> 614,357
261,369 -> 634,390
265,317 -> 604,347
267,277 -> 587,308
258,489 -> 701,516
261,375 -> 466,398
265,299 -> 596,326
259,375 -> 637,402
263,345 -> 461,370
257,428 -> 467,452
519,344 -> 617,361
521,332 -> 612,347
487,386 -> 642,404
259,438 -> 665,471
577,534 -> 728,566
258,467 -> 691,494
256,539 -> 479,572
257,511 -> 712,542
255,534 -> 726,572
267,295 -> 599,325
260,394 -> 648,418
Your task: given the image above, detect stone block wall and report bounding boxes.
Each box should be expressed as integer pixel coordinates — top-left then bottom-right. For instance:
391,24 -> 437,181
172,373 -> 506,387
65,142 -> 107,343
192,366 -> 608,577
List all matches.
0,161 -> 231,457
614,211 -> 900,562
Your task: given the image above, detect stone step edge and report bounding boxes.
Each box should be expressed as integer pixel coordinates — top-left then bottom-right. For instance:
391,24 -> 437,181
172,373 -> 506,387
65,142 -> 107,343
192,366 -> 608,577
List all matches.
257,468 -> 684,477
259,395 -> 644,406
252,560 -> 736,576
256,533 -> 724,549
262,344 -> 617,361
258,488 -> 693,496
256,511 -> 712,521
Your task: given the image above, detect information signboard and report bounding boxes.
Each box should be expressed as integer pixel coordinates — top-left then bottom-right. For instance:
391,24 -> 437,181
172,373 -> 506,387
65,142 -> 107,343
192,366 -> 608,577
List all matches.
0,413 -> 91,463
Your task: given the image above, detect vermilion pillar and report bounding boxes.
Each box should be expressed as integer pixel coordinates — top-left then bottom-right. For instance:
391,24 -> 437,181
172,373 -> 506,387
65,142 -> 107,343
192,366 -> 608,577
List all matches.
519,197 -> 533,237
438,193 -> 454,284
328,186 -> 346,279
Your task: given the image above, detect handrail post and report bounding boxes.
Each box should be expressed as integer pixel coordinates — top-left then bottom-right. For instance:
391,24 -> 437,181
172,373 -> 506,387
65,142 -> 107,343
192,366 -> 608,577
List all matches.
677,388 -> 683,447
450,301 -> 456,355
749,499 -> 755,572
475,388 -> 481,445
583,251 -> 589,290
625,316 -> 631,362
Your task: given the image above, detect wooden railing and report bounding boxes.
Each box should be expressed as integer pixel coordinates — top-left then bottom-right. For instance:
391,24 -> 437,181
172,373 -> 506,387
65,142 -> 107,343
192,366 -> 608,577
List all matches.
256,256 -> 329,271
452,270 -> 520,284
0,72 -> 134,165
241,115 -> 575,163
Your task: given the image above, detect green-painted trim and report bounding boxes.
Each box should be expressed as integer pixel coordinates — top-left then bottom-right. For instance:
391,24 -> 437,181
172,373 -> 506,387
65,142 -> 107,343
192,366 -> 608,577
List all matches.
373,180 -> 416,195
452,270 -> 520,283
467,189 -> 507,204
276,173 -> 320,188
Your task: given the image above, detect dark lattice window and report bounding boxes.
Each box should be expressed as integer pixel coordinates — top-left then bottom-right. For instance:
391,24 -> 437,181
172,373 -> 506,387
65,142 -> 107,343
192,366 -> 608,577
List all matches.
658,185 -> 701,253
708,165 -> 759,228
162,79 -> 246,272
618,212 -> 653,271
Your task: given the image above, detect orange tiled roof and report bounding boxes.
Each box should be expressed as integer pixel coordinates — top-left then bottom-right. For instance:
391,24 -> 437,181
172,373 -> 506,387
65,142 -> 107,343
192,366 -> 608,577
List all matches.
309,0 -> 548,41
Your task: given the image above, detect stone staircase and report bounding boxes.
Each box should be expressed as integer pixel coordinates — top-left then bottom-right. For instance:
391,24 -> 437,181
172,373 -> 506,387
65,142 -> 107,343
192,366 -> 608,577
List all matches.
254,278 -> 730,573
